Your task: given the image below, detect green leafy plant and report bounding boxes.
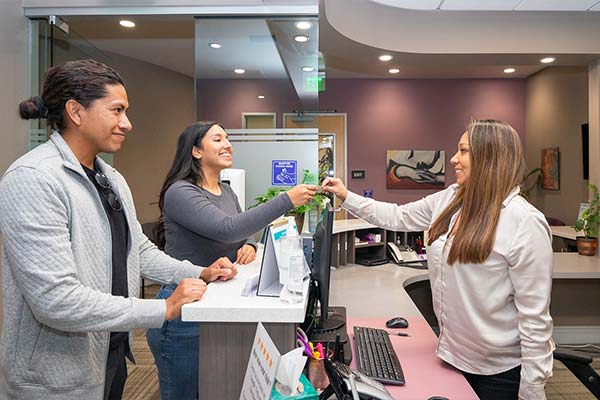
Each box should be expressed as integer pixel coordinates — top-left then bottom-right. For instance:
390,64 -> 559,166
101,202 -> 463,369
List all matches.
574,184 -> 599,239
250,169 -> 327,216
520,167 -> 542,201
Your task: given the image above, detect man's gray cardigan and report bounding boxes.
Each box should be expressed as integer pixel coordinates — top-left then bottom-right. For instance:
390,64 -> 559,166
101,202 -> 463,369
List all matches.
0,132 -> 203,399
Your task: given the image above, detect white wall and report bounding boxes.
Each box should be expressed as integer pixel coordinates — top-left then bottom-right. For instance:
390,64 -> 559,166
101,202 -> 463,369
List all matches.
525,67 -> 589,225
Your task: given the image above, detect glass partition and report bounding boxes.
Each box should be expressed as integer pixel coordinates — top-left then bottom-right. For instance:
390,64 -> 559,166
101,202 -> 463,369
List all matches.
195,15 -> 320,211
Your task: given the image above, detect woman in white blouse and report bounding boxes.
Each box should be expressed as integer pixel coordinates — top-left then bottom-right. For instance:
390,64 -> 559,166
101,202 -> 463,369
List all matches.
322,119 -> 554,400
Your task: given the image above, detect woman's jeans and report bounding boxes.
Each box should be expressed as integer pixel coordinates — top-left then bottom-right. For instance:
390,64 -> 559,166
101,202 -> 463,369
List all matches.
147,285 -> 199,400
462,365 -> 521,400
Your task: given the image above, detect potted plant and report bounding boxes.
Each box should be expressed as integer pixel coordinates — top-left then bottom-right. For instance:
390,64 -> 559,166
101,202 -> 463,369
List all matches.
251,169 -> 327,232
573,183 -> 599,256
520,167 -> 542,201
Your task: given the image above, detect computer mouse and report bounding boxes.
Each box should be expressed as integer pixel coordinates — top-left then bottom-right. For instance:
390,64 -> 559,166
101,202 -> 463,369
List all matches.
385,316 -> 409,329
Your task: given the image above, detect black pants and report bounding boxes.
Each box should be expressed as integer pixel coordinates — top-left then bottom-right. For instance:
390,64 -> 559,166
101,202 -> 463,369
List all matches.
462,365 -> 521,400
104,341 -> 129,400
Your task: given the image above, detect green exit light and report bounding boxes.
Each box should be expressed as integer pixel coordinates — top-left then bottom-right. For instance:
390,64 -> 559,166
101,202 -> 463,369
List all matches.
304,75 -> 325,92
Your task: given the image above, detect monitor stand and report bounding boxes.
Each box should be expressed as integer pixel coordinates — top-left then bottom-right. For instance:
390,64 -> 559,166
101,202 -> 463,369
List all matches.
307,306 -> 352,365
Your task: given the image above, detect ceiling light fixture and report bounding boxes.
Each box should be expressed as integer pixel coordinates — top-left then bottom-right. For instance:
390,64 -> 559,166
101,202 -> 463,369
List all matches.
295,21 -> 312,30
504,68 -> 516,74
540,57 -> 555,64
258,95 -> 265,99
379,55 -> 393,62
294,35 -> 309,43
119,20 -> 135,28
209,42 -> 221,49
302,66 -> 315,72
234,68 -> 246,74
389,68 -> 400,74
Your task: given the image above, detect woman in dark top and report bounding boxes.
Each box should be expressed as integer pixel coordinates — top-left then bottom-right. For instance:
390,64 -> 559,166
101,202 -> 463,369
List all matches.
146,121 -> 317,400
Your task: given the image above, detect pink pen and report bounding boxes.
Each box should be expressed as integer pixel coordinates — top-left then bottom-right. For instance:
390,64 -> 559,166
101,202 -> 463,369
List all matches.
316,342 -> 324,358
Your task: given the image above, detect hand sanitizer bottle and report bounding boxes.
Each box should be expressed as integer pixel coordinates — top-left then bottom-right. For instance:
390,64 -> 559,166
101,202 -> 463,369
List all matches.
279,218 -> 303,303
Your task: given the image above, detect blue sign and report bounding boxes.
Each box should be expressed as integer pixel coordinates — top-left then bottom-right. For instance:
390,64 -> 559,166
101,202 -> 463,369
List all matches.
272,160 -> 297,186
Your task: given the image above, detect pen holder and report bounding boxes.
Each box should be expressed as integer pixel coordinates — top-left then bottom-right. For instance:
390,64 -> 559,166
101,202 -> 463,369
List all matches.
306,358 -> 329,390
271,374 -> 318,400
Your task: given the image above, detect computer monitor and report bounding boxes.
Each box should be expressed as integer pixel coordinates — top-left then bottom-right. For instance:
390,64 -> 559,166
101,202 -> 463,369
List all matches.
309,203 -> 345,332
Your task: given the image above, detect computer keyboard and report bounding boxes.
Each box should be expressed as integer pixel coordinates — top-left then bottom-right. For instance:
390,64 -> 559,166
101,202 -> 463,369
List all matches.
353,326 -> 405,385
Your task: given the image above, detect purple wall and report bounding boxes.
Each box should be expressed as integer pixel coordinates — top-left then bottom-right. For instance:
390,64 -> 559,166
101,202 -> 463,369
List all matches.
197,78 -> 526,205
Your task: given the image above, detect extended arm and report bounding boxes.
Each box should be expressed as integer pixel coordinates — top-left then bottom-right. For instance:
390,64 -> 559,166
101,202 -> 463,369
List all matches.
164,182 -> 293,243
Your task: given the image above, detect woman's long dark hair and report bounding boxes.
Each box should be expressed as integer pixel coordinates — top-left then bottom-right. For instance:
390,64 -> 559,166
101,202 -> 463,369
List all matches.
153,121 -> 222,249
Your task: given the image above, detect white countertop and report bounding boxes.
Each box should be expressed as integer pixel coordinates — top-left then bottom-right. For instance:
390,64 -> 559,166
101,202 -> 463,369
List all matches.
551,226 -> 583,240
181,250 -> 308,323
332,218 -> 378,234
552,252 -> 600,278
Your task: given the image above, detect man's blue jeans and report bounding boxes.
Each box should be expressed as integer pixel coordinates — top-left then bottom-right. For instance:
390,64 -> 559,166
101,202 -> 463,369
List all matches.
146,285 -> 199,400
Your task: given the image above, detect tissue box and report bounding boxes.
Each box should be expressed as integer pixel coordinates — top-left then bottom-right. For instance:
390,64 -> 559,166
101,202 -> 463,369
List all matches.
270,374 -> 318,400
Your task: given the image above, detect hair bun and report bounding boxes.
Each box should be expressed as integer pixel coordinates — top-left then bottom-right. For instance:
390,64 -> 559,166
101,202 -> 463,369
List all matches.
19,96 -> 49,120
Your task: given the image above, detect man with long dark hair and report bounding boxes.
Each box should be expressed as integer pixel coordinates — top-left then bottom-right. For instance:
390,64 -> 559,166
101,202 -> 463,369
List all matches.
0,59 -> 237,400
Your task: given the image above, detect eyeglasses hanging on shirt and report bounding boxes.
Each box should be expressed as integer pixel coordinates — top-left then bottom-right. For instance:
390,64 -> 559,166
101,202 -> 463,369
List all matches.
94,172 -> 122,211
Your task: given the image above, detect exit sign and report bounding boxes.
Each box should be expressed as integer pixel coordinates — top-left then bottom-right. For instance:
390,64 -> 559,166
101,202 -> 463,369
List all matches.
304,75 -> 325,92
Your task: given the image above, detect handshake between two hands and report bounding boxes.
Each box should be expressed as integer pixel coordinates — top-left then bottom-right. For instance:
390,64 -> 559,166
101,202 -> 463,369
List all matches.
165,257 -> 238,320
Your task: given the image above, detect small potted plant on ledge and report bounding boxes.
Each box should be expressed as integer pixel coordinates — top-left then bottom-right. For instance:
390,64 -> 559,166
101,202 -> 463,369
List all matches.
573,183 -> 599,256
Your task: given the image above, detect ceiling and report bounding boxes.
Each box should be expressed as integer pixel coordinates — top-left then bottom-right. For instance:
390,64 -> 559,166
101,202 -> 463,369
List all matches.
62,0 -> 600,80
370,0 -> 600,11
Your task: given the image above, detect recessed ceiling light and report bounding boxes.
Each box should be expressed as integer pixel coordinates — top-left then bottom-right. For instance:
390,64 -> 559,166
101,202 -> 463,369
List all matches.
258,95 -> 265,99
209,42 -> 221,49
294,35 -> 309,43
119,20 -> 135,28
379,55 -> 393,62
234,68 -> 245,74
302,66 -> 315,72
295,21 -> 312,30
540,57 -> 555,64
389,68 -> 400,74
504,68 -> 516,74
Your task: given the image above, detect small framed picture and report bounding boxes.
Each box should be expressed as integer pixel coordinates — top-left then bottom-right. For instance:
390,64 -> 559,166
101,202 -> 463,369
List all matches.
541,147 -> 559,190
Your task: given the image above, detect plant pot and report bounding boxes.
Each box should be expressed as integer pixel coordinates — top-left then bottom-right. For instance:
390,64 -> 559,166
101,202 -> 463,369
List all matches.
575,236 -> 598,256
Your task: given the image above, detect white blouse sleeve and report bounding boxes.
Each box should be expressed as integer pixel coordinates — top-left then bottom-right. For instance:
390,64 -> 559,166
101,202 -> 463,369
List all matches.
342,190 -> 443,232
507,211 -> 555,400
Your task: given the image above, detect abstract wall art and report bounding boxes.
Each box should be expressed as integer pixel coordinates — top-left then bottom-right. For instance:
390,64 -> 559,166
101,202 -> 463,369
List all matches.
541,147 -> 560,190
386,150 -> 445,190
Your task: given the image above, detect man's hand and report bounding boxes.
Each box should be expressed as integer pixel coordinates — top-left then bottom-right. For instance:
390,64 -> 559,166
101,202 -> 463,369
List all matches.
165,278 -> 207,320
236,244 -> 256,265
200,256 -> 238,282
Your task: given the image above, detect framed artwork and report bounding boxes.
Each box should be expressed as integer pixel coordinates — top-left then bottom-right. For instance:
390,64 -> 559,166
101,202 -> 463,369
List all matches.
386,150 -> 445,190
541,147 -> 559,190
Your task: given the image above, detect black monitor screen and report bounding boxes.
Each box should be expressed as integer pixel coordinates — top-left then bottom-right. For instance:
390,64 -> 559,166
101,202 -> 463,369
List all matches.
310,203 -> 344,332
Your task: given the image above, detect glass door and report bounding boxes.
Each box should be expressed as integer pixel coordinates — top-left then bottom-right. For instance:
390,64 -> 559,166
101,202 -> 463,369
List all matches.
29,16 -> 113,162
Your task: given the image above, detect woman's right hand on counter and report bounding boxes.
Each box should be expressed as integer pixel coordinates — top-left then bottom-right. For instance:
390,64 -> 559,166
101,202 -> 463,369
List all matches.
321,177 -> 348,202
287,184 -> 318,207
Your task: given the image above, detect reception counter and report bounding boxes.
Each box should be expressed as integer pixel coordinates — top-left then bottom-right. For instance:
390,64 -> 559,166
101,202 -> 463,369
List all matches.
182,222 -> 600,399
182,254 -> 309,400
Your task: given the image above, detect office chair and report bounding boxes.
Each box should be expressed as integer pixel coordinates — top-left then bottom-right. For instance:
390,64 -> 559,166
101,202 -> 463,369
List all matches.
545,217 -> 566,226
140,221 -> 158,299
553,348 -> 600,399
